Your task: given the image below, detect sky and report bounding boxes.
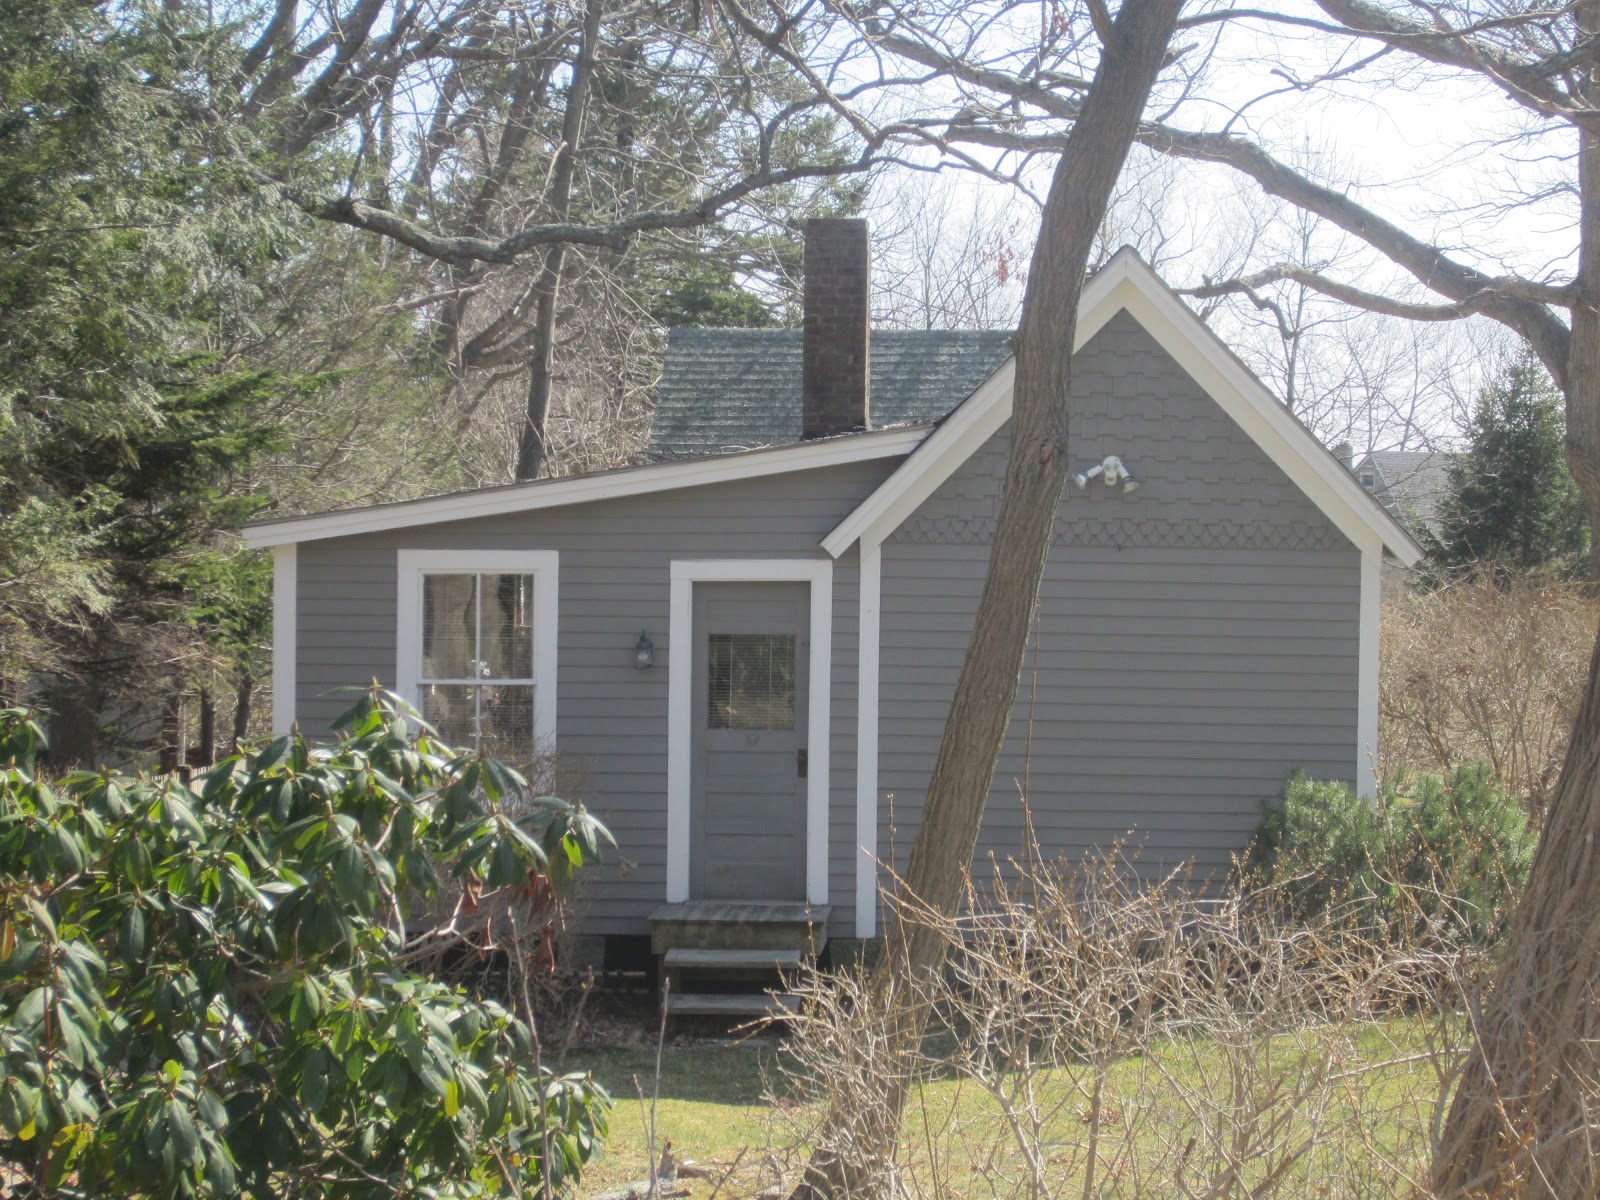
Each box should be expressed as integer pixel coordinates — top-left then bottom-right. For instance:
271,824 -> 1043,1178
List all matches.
847,0 -> 1576,454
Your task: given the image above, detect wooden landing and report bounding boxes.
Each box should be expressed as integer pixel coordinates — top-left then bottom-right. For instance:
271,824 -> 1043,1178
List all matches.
648,901 -> 831,955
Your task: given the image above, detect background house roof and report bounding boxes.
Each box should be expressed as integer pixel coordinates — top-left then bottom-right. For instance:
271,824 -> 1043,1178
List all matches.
647,327 -> 1014,459
1352,450 -> 1459,537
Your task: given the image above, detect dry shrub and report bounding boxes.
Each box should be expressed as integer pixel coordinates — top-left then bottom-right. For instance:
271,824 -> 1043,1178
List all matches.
1380,573 -> 1598,815
770,855 -> 1476,1200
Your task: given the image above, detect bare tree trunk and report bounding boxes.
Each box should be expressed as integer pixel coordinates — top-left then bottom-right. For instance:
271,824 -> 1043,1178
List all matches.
1431,8 -> 1600,1192
514,0 -> 603,482
198,682 -> 217,766
233,671 -> 254,750
790,3 -> 1184,1196
159,692 -> 184,775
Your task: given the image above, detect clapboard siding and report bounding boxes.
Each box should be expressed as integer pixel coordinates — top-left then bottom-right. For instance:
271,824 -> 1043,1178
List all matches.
293,461 -> 896,937
876,310 -> 1360,909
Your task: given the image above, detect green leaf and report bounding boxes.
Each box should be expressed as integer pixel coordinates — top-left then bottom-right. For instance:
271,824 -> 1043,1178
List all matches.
487,834 -> 522,889
253,737 -> 289,772
119,906 -> 146,965
0,1077 -> 38,1136
203,1139 -> 237,1194
300,1047 -> 328,1115
444,1078 -> 460,1118
197,1088 -> 228,1131
168,1100 -> 201,1167
162,1060 -> 183,1086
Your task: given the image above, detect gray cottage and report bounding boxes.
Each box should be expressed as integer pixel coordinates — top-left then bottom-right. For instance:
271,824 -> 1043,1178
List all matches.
243,223 -> 1420,983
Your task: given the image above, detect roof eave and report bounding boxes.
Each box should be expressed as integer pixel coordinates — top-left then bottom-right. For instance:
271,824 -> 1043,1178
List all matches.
241,423 -> 930,549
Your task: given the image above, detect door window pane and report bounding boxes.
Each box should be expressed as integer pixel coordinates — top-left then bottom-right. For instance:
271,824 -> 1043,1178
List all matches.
708,634 -> 796,730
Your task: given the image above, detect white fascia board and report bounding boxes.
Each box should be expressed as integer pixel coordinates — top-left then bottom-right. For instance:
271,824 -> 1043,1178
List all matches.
821,253 -> 1131,558
821,248 -> 1423,565
242,426 -> 928,550
822,362 -> 1016,558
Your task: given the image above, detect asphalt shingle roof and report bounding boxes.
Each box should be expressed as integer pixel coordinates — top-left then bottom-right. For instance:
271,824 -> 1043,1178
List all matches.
647,328 -> 1015,460
1354,450 -> 1459,536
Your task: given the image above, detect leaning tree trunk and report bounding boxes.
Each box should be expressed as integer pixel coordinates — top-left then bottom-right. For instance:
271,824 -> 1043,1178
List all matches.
1431,9 -> 1600,1194
789,3 -> 1184,1197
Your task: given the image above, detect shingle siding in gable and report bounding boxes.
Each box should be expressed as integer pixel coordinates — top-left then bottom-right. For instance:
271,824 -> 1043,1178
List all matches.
875,309 -> 1359,905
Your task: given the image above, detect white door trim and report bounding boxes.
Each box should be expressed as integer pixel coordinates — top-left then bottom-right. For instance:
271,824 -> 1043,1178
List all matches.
395,549 -> 560,752
668,559 -> 833,905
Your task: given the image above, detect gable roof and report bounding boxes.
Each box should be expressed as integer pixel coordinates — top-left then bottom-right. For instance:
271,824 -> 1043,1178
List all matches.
821,248 -> 1424,566
648,328 -> 1014,459
1353,450 -> 1457,537
239,423 -> 928,548
243,248 -> 1422,565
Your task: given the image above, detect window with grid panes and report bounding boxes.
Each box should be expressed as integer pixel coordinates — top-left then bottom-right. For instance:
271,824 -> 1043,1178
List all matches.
418,572 -> 537,763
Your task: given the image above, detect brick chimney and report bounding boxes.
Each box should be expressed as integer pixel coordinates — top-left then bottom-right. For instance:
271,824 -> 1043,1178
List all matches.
802,218 -> 870,440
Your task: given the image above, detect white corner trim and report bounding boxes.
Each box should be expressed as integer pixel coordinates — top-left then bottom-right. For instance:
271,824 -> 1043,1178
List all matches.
271,544 -> 297,734
243,426 -> 928,549
1357,550 -> 1381,799
395,550 -> 560,752
665,558 -> 834,906
854,539 -> 882,938
820,247 -> 1420,566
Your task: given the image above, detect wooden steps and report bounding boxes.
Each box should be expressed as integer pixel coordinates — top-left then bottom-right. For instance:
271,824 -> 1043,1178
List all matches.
663,990 -> 801,1019
663,947 -> 805,971
650,902 -> 828,1023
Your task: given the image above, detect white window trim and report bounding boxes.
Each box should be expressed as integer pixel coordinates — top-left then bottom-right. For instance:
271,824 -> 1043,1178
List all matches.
395,550 -> 560,753
272,544 -> 298,733
667,559 -> 833,906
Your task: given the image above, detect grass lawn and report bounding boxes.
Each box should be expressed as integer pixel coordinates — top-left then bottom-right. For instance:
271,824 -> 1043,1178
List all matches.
571,1016 -> 1450,1199
577,1037 -> 788,1193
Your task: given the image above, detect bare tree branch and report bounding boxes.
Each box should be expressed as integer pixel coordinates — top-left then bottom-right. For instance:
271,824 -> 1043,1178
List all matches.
275,153 -> 878,267
1182,263 -> 1578,317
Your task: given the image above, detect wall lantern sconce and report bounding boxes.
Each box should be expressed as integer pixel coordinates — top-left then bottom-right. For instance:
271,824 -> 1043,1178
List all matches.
1074,454 -> 1139,494
633,630 -> 655,671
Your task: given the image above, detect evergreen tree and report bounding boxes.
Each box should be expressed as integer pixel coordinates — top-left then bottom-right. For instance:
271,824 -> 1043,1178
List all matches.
0,0 -> 299,760
1430,348 -> 1589,579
